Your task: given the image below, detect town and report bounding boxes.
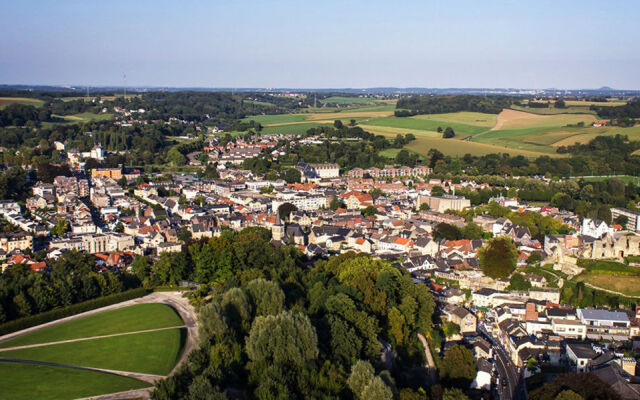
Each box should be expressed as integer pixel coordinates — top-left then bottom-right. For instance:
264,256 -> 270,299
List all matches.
1,115 -> 640,399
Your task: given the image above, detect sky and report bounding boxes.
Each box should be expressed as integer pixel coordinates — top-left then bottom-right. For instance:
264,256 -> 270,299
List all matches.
1,0 -> 639,89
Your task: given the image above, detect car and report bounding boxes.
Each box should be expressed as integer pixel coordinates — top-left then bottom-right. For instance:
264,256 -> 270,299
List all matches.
502,379 -> 508,388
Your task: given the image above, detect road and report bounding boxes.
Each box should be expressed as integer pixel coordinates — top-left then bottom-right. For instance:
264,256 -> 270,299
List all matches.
478,325 -> 525,400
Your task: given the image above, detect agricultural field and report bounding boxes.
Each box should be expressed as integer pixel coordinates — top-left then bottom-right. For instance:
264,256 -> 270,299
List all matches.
242,101 -> 636,158
0,96 -> 45,109
0,303 -> 186,399
41,112 -> 115,128
319,96 -> 378,105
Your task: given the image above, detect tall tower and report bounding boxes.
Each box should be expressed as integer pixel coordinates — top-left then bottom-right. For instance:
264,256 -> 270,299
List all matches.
272,207 -> 284,241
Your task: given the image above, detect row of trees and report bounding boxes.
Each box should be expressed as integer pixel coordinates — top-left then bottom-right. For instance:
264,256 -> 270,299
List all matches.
395,95 -> 512,116
0,252 -> 140,323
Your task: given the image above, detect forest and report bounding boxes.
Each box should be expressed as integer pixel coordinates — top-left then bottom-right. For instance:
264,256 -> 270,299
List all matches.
394,95 -> 512,116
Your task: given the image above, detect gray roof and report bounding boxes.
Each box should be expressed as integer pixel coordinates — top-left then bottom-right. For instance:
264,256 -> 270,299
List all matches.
579,308 -> 629,323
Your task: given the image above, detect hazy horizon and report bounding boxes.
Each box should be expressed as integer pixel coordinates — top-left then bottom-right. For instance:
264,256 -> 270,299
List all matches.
2,0 -> 639,89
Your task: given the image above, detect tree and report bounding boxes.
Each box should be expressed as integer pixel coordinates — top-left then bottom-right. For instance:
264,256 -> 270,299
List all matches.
199,302 -> 228,341
440,344 -> 476,389
330,196 -> 343,211
419,203 -> 430,212
554,99 -> 566,109
478,237 -> 518,279
50,218 -> 70,237
362,376 -> 393,400
245,278 -> 285,317
526,358 -> 538,373
551,192 -> 573,210
529,373 -> 617,400
462,222 -> 483,239
487,201 -> 510,218
614,214 -> 629,227
277,202 -> 298,221
555,390 -> 583,400
280,168 -> 301,184
508,273 -> 532,291
431,186 -> 445,196
246,311 -> 318,367
362,205 -> 377,218
442,388 -> 469,400
177,226 -> 192,242
347,360 -> 375,399
433,223 -> 462,240
442,127 -> 455,138
167,147 -> 187,166
334,120 -> 344,129
443,321 -> 461,338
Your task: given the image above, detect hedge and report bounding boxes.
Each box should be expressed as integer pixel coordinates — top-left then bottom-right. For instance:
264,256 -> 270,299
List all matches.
0,287 -> 148,336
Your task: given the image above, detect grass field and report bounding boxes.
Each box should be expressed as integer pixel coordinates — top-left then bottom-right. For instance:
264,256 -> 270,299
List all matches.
0,304 -> 183,349
0,97 -> 45,109
573,273 -> 640,297
1,328 -> 186,375
0,362 -> 150,400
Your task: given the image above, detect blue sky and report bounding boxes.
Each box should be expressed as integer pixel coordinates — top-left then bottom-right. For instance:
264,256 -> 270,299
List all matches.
1,0 -> 639,88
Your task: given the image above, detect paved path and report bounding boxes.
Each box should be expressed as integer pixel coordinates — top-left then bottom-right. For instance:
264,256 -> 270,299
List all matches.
0,325 -> 186,352
417,333 -> 437,384
0,291 -> 199,400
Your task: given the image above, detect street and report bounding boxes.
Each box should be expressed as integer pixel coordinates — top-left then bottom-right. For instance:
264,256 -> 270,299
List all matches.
478,325 -> 526,400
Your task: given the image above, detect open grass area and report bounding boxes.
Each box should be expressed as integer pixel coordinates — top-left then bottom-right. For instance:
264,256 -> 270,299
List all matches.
0,304 -> 183,349
1,327 -> 186,375
0,362 -> 150,400
573,273 -> 640,297
0,97 -> 45,108
241,114 -> 308,125
577,259 -> 640,275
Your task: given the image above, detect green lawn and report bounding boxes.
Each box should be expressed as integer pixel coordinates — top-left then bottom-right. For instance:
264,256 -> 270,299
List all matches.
0,362 -> 150,400
0,304 -> 184,349
511,104 -> 597,115
1,328 -> 186,375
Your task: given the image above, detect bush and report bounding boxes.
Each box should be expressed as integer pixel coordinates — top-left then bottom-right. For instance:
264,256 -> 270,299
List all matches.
0,288 -> 148,335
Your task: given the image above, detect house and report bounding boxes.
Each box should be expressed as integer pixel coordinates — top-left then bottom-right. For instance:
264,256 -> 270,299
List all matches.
157,242 -> 182,255
566,342 -> 598,372
471,358 -> 493,390
443,305 -> 477,334
581,218 -> 612,238
577,308 -> 630,340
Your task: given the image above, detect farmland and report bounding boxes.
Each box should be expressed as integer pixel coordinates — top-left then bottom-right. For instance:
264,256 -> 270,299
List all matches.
0,303 -> 186,399
0,97 -> 45,109
241,97 -> 640,159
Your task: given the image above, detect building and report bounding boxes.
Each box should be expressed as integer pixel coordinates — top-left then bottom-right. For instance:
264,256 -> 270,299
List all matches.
417,195 -> 470,213
91,168 -> 122,180
611,208 -> 640,232
298,163 -> 340,180
577,308 -> 630,340
0,232 -> 33,253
